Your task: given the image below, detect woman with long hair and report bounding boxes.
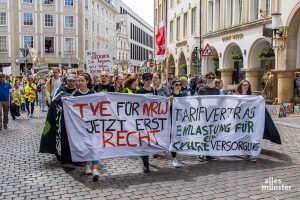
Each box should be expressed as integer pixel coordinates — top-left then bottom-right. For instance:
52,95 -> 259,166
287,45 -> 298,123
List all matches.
114,76 -> 124,92
71,73 -> 100,181
236,80 -> 252,95
123,77 -> 138,94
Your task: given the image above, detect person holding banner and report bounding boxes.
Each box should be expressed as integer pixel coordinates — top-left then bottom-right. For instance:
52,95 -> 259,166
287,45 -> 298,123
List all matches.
136,73 -> 156,173
198,72 -> 220,162
170,80 -> 186,167
71,73 -> 100,180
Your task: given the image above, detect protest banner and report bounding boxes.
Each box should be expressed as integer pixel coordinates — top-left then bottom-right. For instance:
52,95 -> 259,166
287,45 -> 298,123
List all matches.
63,93 -> 171,162
86,49 -> 113,75
170,95 -> 265,156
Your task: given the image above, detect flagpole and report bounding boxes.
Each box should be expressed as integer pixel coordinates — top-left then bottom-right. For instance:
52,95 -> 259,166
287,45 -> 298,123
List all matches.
165,0 -> 168,83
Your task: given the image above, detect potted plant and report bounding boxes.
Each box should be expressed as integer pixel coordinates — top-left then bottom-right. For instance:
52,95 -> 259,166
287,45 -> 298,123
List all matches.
258,48 -> 275,58
180,63 -> 187,69
212,56 -> 219,62
231,53 -> 243,61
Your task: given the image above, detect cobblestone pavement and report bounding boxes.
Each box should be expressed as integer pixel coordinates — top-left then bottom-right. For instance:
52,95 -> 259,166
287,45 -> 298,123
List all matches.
0,108 -> 299,200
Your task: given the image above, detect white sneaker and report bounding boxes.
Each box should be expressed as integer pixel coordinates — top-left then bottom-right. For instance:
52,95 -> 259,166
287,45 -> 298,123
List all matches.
172,157 -> 181,168
92,168 -> 100,181
85,165 -> 92,175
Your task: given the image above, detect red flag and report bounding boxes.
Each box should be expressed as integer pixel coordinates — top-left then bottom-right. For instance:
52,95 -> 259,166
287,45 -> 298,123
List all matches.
156,22 -> 166,62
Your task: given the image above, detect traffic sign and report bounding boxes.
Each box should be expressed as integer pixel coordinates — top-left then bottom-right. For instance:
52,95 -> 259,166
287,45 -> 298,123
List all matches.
202,44 -> 214,56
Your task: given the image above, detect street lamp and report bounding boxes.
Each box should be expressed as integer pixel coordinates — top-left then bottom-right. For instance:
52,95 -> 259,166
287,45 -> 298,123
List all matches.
271,13 -> 288,50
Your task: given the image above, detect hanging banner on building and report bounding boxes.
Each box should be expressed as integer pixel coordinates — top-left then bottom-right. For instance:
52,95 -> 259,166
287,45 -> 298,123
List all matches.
63,93 -> 171,162
155,21 -> 166,62
170,96 -> 265,156
86,49 -> 113,75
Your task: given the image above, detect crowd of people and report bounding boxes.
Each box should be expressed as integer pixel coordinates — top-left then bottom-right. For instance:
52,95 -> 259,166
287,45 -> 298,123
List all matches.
1,67 -> 260,180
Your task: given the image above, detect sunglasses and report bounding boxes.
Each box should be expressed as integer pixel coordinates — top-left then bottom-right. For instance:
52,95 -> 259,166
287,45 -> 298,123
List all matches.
208,76 -> 215,80
174,83 -> 181,86
144,78 -> 152,81
101,75 -> 108,77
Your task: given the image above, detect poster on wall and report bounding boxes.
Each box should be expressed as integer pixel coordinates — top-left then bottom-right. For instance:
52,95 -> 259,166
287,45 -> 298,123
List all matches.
86,49 -> 113,75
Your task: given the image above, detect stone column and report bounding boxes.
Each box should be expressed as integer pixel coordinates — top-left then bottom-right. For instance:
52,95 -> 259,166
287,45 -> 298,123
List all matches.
243,68 -> 262,92
219,69 -> 234,90
272,70 -> 295,103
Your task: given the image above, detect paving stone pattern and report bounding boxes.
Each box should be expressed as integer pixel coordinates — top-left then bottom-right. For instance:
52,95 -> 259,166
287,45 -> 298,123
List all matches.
0,108 -> 299,200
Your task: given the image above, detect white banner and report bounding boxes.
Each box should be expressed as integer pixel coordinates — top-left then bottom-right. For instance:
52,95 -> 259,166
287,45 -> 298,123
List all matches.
170,96 -> 265,156
86,49 -> 113,75
63,93 -> 171,162
3,66 -> 11,75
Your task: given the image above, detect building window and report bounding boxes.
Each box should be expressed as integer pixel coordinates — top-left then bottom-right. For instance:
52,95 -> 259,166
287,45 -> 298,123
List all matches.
24,36 -> 33,48
85,40 -> 89,51
0,0 -> 7,3
92,21 -> 95,32
0,13 -> 6,26
64,0 -> 73,6
0,36 -> 7,52
85,18 -> 88,30
45,37 -> 54,54
64,16 -> 73,28
44,0 -> 54,4
85,0 -> 88,9
230,0 -> 233,26
253,0 -> 259,20
183,12 -> 188,37
170,0 -> 174,8
64,38 -> 74,54
176,16 -> 180,40
97,23 -> 100,34
208,1 -> 213,32
22,0 -> 32,3
169,20 -> 173,42
238,0 -> 243,24
191,8 -> 196,34
44,14 -> 54,27
266,0 -> 270,16
23,13 -> 33,26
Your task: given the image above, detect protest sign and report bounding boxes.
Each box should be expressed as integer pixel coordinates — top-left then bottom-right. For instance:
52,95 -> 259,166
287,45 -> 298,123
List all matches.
3,66 -> 11,75
63,93 -> 171,162
38,63 -> 49,78
86,49 -> 113,75
170,95 -> 265,156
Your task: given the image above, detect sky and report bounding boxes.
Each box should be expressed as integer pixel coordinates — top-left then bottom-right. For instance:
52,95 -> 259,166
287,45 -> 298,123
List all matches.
121,0 -> 154,27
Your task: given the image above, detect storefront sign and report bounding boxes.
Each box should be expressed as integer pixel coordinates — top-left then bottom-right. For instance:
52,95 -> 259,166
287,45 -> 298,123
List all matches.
222,34 -> 244,42
176,40 -> 187,47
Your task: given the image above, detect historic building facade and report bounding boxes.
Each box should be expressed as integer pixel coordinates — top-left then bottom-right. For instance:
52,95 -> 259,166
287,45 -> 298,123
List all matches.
154,0 -> 201,77
154,0 -> 300,103
113,0 -> 154,73
0,0 -> 117,74
201,0 -> 300,103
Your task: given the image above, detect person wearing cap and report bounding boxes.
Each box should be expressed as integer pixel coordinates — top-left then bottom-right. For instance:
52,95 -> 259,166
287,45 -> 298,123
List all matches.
49,74 -> 77,166
136,73 -> 155,173
93,71 -> 115,93
0,74 -> 11,130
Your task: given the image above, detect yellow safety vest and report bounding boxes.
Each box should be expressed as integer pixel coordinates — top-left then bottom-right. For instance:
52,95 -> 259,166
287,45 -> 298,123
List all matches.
125,87 -> 133,94
11,88 -> 21,106
25,83 -> 36,103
